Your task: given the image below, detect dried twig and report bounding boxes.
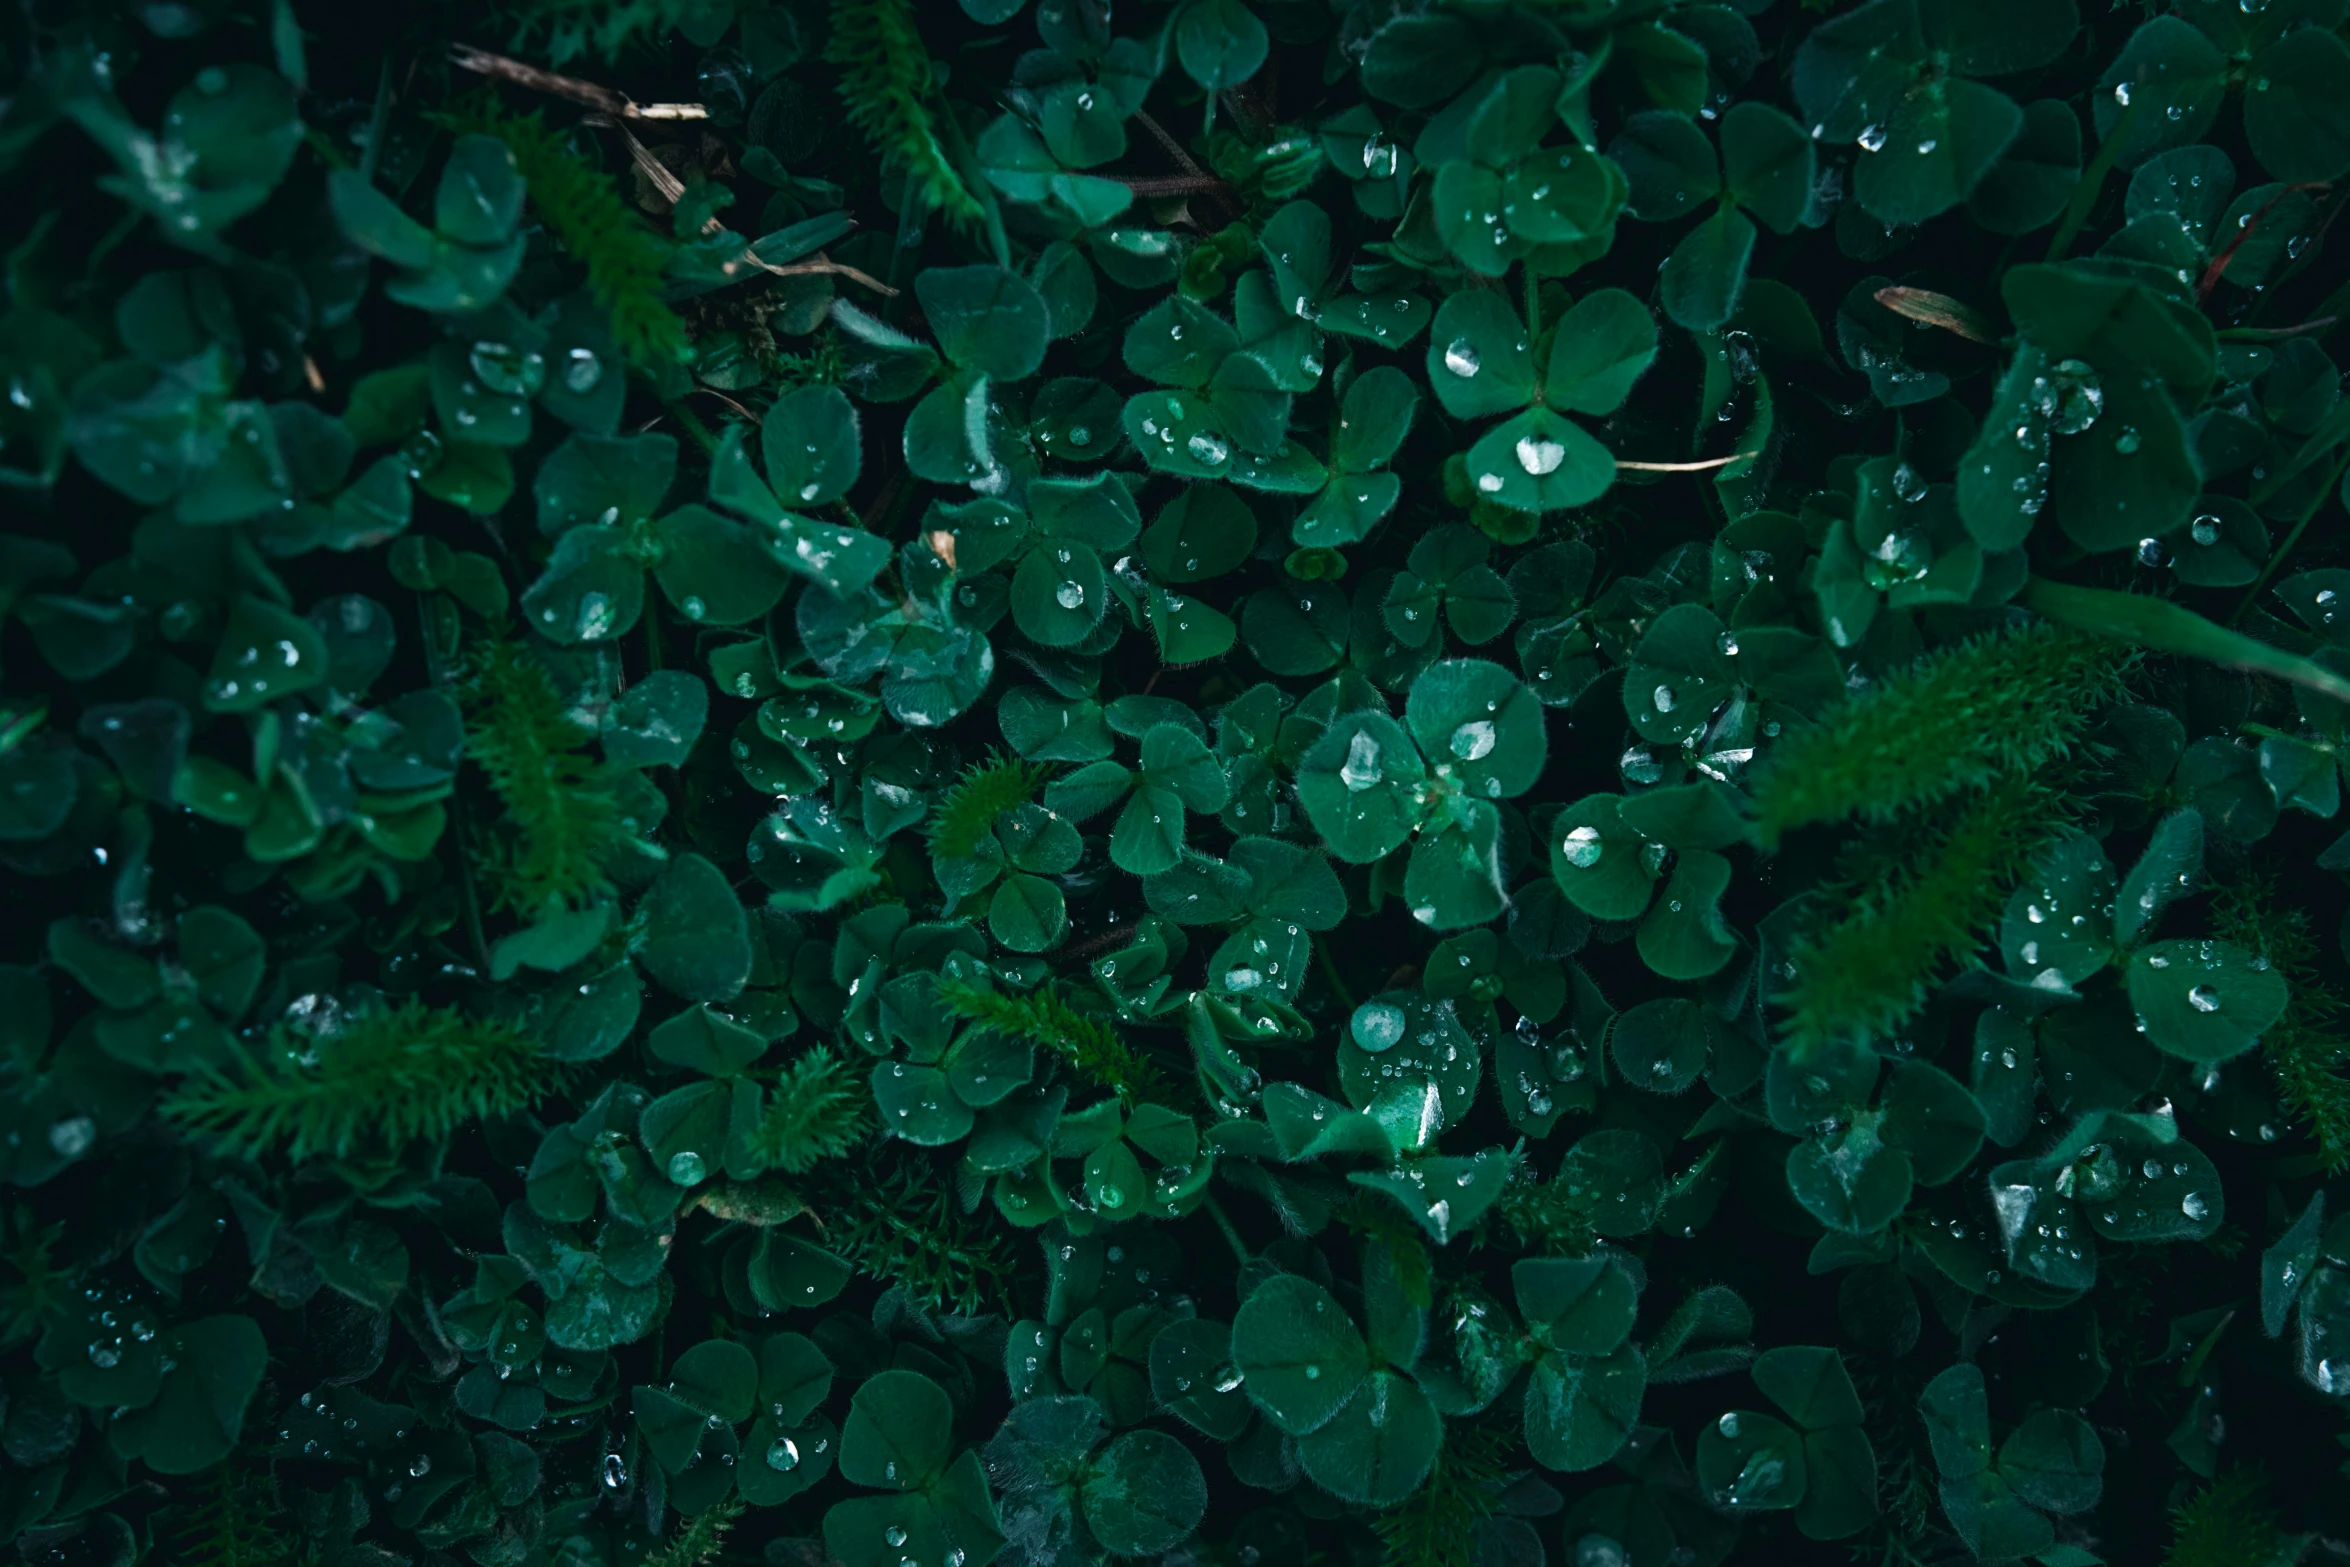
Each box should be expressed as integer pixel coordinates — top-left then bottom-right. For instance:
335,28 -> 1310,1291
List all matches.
580,114 -> 896,295
1118,174 -> 1238,199
1131,107 -> 1238,219
450,44 -> 706,122
2217,316 -> 2340,342
1617,452 -> 1762,473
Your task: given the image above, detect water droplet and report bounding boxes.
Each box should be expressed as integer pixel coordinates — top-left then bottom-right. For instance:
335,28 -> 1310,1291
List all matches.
1340,729 -> 1383,792
1562,824 -> 1604,869
575,590 -> 616,641
2188,985 -> 2220,1013
562,347 -> 604,392
666,1149 -> 709,1185
468,341 -> 545,397
766,1438 -> 800,1471
1857,124 -> 1887,152
47,1117 -> 93,1158
2191,514 -> 2222,546
1443,337 -> 1481,378
1514,434 -> 1567,476
1450,719 -> 1497,761
1352,1001 -> 1409,1053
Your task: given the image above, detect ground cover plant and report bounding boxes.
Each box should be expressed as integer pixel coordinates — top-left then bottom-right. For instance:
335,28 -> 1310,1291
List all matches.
4,0 -> 2350,1563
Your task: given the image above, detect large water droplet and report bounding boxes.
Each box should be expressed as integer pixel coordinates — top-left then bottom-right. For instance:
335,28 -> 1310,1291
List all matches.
562,347 -> 604,393
2188,985 -> 2221,1013
1353,1001 -> 1408,1052
666,1149 -> 709,1185
1185,431 -> 1229,467
1562,825 -> 1604,868
575,591 -> 616,641
1443,338 -> 1481,378
766,1438 -> 800,1471
1340,730 -> 1383,792
469,341 -> 545,397
1515,434 -> 1566,476
1450,719 -> 1497,761
47,1116 -> 93,1158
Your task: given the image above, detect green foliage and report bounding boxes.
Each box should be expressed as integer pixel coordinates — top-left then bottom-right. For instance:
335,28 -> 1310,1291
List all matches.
753,1044 -> 869,1174
1781,774 -> 2071,1051
162,1002 -> 560,1162
825,0 -> 983,226
438,98 -> 689,364
12,1 -> 2350,1563
460,639 -> 629,914
1753,627 -> 2128,844
926,752 -> 1047,859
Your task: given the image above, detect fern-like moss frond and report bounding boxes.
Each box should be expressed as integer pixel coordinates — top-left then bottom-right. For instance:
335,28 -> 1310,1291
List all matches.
162,1002 -> 563,1163
927,752 -> 1047,858
176,1461 -> 292,1567
644,1494 -> 742,1567
2212,876 -> 2350,1169
826,0 -> 984,225
505,0 -> 711,67
1753,625 -> 2129,844
935,977 -> 1163,1102
2164,1468 -> 2283,1567
1779,773 -> 2070,1053
460,640 -> 626,915
753,1045 -> 870,1175
811,1148 -> 1024,1317
0,1206 -> 68,1353
437,98 -> 687,364
1366,1418 -> 1513,1567
1478,1155 -> 1598,1258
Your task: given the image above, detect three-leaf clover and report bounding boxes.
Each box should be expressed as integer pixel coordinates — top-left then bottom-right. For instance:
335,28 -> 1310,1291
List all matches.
1425,287 -> 1658,514
1610,103 -> 1816,330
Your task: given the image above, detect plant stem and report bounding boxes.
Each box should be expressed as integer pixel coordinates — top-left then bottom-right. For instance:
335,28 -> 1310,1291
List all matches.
1316,936 -> 1359,1014
2044,102 -> 2137,264
418,593 -> 491,973
1203,1193 -> 1251,1265
2230,443 -> 2350,624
